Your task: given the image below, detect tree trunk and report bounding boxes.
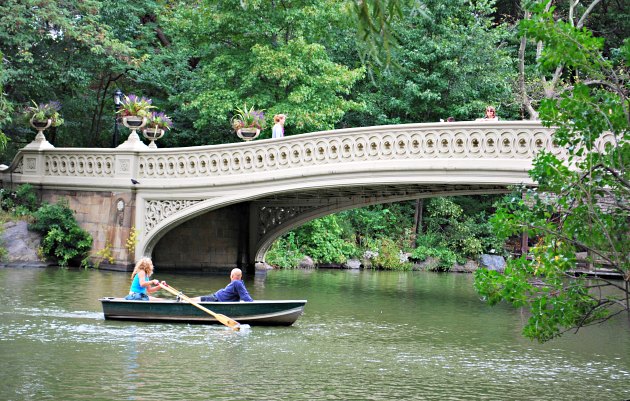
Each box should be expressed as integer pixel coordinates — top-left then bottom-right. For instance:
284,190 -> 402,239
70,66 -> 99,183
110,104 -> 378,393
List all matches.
411,199 -> 423,248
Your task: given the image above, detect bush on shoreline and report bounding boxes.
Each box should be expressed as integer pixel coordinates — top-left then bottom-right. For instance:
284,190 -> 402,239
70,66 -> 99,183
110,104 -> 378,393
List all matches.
1,184 -> 92,267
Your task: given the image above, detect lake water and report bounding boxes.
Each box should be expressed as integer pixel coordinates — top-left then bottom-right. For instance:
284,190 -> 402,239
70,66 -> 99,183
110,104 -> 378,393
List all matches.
0,267 -> 628,400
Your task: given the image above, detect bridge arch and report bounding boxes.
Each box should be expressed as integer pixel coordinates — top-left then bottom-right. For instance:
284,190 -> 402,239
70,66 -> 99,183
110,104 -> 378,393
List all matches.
251,185 -> 512,264
139,165 -> 529,269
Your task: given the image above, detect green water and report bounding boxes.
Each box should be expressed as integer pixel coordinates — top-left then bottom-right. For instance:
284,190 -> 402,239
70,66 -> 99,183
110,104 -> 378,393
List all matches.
0,267 -> 628,400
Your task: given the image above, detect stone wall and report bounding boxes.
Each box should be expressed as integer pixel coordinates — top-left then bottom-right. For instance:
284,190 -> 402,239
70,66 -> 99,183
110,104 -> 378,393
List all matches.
41,189 -> 136,270
152,203 -> 250,272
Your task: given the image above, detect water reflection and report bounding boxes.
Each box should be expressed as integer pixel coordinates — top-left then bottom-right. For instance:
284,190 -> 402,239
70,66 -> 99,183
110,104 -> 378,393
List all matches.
0,267 -> 628,401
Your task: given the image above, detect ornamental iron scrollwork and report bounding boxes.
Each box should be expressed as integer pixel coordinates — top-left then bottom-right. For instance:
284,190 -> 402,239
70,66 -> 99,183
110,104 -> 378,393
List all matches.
258,206 -> 315,236
144,199 -> 203,235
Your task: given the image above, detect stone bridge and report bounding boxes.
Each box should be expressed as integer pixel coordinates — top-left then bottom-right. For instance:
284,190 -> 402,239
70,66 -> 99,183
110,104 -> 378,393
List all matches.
2,121 -> 605,272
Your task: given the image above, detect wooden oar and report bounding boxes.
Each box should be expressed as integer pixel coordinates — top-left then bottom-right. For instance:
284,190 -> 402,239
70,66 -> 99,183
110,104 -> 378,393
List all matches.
158,282 -> 241,331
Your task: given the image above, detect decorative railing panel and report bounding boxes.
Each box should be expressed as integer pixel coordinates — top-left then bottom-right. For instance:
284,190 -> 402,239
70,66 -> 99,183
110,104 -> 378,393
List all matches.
45,154 -> 116,177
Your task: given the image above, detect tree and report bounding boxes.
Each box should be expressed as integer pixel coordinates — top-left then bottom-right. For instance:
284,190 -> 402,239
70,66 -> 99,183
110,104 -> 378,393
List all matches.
158,0 -> 364,145
0,0 -> 165,157
516,0 -> 629,119
474,3 -> 629,342
339,0 -> 519,127
0,50 -> 11,150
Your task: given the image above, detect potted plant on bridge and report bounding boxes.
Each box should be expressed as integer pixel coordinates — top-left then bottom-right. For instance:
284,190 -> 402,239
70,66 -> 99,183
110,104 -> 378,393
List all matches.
117,94 -> 155,130
142,111 -> 173,148
24,100 -> 64,131
22,100 -> 63,148
231,104 -> 265,141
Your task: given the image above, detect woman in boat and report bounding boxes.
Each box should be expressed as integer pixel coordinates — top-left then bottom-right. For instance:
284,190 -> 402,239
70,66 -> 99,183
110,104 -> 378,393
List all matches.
191,268 -> 253,302
125,257 -> 163,301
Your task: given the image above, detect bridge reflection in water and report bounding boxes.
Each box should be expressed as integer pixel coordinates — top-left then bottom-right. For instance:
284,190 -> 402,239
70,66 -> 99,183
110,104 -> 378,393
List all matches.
0,121 -> 616,272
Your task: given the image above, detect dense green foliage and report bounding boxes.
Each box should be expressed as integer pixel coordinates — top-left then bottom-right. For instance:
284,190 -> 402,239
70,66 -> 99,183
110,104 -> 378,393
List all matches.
0,0 -> 521,157
0,50 -> 10,149
30,199 -> 93,267
0,0 -> 625,149
0,0 -> 154,152
0,183 -> 39,216
343,0 -> 519,126
267,196 -> 503,270
474,3 -> 629,342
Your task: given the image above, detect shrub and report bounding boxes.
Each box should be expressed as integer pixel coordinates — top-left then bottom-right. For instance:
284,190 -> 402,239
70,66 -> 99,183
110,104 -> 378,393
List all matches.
30,199 -> 93,267
293,215 -> 357,264
0,184 -> 39,215
365,237 -> 412,270
411,245 -> 458,271
424,197 -> 505,260
266,232 -> 306,269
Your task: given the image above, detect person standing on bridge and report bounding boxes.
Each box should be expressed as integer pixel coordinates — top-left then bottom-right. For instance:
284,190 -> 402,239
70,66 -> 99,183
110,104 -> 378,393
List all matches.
272,114 -> 286,139
125,257 -> 164,301
191,268 -> 254,302
479,105 -> 499,121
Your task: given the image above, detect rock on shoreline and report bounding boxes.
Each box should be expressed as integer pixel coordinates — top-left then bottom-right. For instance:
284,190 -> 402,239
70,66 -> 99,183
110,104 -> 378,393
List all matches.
0,221 -> 50,267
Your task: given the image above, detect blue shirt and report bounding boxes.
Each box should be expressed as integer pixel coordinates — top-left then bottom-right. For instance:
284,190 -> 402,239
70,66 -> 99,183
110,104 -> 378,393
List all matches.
215,280 -> 253,302
129,274 -> 149,294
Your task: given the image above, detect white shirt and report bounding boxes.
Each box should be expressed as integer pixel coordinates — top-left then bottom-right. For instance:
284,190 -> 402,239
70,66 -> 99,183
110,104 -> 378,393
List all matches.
272,123 -> 284,138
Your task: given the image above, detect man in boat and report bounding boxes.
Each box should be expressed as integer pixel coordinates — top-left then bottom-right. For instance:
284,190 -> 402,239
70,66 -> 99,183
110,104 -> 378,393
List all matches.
190,268 -> 254,302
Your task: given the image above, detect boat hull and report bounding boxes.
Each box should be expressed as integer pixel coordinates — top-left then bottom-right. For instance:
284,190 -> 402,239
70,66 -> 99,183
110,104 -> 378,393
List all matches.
100,298 -> 307,326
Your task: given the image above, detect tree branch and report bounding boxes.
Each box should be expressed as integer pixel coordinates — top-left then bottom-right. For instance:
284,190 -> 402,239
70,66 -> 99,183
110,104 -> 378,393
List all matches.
577,0 -> 604,28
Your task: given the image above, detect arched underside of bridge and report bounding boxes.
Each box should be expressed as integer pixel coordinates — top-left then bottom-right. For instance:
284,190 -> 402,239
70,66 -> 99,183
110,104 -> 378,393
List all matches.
250,183 -> 513,264
143,177 -> 525,272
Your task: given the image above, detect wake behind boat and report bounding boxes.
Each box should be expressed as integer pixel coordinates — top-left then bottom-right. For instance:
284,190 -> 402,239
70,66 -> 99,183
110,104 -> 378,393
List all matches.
100,298 -> 307,326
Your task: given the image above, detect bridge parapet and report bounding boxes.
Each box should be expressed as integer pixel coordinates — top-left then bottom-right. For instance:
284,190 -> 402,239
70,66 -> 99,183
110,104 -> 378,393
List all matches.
136,121 -> 563,182
2,121 -> 563,189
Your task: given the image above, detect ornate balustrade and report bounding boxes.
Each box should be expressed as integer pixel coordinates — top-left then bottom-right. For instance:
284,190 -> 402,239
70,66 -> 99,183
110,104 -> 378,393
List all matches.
136,121 -> 562,181
1,121 -> 563,188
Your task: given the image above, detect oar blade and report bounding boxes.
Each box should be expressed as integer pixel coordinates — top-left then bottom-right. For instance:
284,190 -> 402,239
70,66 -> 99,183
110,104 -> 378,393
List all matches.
215,313 -> 241,330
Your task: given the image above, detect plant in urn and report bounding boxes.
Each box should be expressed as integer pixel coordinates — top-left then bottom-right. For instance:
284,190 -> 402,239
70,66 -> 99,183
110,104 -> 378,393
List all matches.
143,112 -> 173,148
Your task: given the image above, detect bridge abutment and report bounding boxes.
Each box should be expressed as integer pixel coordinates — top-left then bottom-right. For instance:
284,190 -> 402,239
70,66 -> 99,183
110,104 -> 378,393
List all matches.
40,188 -> 137,270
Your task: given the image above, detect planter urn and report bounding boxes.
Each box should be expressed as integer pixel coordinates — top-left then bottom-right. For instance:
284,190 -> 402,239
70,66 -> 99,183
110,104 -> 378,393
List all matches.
236,127 -> 260,141
142,127 -> 166,149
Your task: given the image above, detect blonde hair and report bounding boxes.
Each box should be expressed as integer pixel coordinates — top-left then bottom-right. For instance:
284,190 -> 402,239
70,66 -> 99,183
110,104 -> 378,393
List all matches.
131,257 -> 154,279
274,114 -> 286,123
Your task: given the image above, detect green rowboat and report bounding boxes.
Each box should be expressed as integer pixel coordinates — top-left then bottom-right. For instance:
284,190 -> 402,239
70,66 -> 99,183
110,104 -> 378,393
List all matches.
100,298 -> 307,326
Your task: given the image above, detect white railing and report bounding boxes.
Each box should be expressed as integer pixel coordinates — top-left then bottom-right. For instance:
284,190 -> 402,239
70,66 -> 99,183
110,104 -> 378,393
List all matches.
136,121 -> 560,180
3,121 -> 616,188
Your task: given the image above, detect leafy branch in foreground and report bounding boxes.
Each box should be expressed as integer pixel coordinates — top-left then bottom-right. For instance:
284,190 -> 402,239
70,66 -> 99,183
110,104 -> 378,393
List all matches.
474,5 -> 629,342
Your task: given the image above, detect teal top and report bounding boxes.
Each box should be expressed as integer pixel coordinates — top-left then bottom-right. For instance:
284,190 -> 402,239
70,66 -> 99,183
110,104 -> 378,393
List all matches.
129,273 -> 149,294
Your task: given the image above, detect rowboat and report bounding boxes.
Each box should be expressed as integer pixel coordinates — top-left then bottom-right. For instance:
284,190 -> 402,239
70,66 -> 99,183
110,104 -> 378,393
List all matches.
99,297 -> 307,326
